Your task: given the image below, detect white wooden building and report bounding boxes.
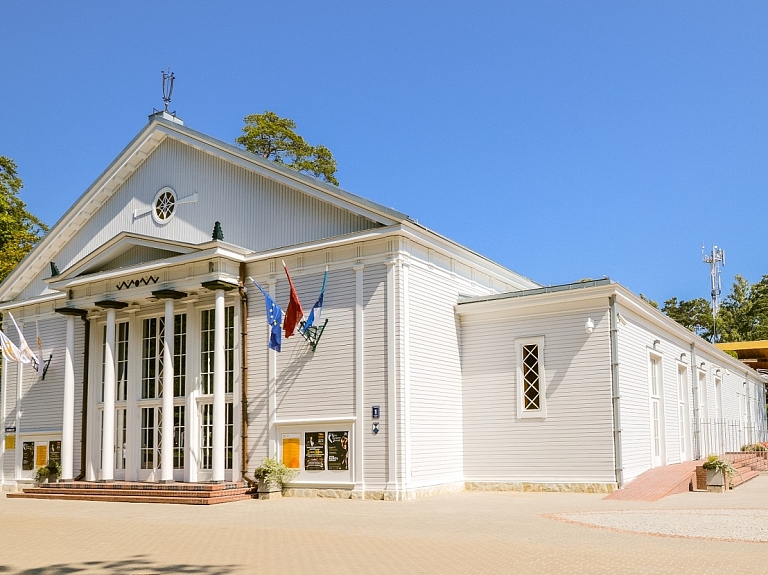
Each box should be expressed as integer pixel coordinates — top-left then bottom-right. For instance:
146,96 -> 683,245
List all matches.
1,112 -> 765,498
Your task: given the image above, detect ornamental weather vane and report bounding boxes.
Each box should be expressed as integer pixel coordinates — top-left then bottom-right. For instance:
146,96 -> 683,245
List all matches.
161,68 -> 175,112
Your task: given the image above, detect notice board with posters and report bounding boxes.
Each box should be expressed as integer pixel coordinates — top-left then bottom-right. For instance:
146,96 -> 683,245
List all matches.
304,432 -> 325,470
327,431 -> 349,471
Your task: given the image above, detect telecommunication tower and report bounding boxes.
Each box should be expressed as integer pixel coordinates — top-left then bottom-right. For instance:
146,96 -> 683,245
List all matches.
702,245 -> 725,342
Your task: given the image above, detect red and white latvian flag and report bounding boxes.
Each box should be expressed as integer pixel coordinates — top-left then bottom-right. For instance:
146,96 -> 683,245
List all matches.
282,260 -> 304,338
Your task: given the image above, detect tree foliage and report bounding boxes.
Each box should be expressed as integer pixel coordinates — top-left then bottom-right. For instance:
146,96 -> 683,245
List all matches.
660,274 -> 768,343
0,157 -> 48,283
236,111 -> 339,186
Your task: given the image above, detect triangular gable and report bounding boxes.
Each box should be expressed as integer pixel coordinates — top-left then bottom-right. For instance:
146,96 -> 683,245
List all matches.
55,232 -> 200,280
0,115 -> 409,302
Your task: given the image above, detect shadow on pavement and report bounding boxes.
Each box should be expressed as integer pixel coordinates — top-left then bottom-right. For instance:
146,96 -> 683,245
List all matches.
0,555 -> 238,574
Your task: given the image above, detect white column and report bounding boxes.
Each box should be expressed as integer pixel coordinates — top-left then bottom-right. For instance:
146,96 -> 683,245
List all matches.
385,258 -> 397,496
0,355 -> 6,485
402,261 -> 411,487
212,289 -> 226,481
185,299 -> 199,483
267,280 -> 277,458
161,298 -> 175,482
353,264 -> 364,490
61,315 -> 76,481
101,309 -> 116,481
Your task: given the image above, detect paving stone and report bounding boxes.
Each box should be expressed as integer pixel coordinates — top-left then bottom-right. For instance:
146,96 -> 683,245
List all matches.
0,475 -> 767,574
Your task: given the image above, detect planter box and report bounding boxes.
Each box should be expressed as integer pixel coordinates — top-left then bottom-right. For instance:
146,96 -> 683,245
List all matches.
706,468 -> 726,493
258,479 -> 282,500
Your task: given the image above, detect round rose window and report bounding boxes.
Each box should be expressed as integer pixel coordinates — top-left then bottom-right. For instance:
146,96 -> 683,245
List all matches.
152,187 -> 176,224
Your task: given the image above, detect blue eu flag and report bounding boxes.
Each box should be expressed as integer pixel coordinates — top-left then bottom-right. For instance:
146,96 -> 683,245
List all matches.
250,278 -> 283,352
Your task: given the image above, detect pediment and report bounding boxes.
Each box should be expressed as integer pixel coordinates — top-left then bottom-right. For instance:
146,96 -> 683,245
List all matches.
56,233 -> 200,280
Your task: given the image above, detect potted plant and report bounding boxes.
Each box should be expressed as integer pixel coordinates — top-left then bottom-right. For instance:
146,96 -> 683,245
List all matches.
254,457 -> 297,499
33,465 -> 50,486
46,460 -> 62,483
702,455 -> 738,492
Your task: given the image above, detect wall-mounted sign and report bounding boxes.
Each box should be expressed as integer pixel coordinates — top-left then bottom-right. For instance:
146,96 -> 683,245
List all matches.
4,436 -> 15,450
4,426 -> 16,433
282,434 -> 300,469
116,275 -> 159,291
327,431 -> 349,471
304,432 -> 325,471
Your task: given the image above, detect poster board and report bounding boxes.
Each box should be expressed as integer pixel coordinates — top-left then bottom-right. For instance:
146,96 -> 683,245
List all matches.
35,444 -> 48,467
304,432 -> 325,470
327,431 -> 349,471
4,435 -> 15,450
282,434 -> 300,469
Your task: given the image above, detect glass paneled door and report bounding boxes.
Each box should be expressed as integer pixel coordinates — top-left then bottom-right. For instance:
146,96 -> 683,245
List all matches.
197,306 -> 235,480
137,314 -> 187,481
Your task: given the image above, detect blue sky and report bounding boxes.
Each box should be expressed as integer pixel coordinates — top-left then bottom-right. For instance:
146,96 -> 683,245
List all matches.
2,2 -> 766,303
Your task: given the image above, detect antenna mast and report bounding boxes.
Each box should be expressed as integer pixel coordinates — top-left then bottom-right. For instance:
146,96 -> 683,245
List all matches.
702,244 -> 725,342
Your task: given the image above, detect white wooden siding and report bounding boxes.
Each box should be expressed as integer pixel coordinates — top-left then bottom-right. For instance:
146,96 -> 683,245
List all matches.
273,269 -> 356,420
17,137 -> 380,302
1,315 -> 85,477
362,265 -> 388,488
406,265 -> 473,486
461,306 -> 615,483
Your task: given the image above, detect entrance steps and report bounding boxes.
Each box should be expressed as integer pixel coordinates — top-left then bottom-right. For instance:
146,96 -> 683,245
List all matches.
606,453 -> 766,502
723,452 -> 765,489
7,481 -> 255,505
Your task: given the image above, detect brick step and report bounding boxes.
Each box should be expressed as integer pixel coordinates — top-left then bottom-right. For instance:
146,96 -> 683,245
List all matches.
7,491 -> 254,505
35,481 -> 245,492
730,468 -> 760,488
12,486 -> 253,499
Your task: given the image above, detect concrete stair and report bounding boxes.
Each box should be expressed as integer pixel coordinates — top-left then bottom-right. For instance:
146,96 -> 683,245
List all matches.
7,481 -> 255,505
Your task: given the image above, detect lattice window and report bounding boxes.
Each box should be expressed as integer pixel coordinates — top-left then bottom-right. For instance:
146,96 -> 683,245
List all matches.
522,344 -> 541,411
516,337 -> 546,418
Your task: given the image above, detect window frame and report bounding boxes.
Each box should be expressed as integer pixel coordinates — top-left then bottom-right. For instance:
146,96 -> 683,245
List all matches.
515,336 -> 547,419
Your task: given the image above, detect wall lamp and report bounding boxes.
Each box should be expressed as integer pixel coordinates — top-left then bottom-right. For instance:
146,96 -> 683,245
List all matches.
700,362 -> 706,368
585,318 -> 594,334
680,353 -> 687,361
653,339 -> 661,349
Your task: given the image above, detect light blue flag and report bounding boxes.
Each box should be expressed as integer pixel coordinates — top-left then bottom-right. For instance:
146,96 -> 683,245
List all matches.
250,278 -> 283,352
303,269 -> 328,331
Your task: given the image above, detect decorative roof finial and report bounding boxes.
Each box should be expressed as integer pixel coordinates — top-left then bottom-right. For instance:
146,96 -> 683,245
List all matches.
162,68 -> 175,113
212,221 -> 224,241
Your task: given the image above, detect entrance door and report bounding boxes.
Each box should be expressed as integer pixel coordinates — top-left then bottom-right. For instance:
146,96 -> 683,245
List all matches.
649,356 -> 663,468
138,406 -> 161,481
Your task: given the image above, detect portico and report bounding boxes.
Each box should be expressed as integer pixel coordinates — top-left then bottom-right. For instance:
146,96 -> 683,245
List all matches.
50,234 -> 247,484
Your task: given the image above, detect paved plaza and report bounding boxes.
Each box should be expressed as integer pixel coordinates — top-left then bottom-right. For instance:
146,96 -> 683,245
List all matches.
2,477 -> 768,575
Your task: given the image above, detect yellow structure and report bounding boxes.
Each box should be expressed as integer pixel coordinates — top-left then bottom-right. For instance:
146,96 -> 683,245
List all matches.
716,340 -> 768,373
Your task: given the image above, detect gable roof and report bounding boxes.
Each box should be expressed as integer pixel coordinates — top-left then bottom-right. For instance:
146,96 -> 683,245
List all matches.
0,114 -> 410,302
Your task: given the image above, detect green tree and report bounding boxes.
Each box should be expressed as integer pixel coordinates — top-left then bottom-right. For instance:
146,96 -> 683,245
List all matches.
236,111 -> 339,186
659,274 -> 768,343
661,296 -> 713,339
717,274 -> 768,342
0,157 -> 48,282
639,293 -> 659,309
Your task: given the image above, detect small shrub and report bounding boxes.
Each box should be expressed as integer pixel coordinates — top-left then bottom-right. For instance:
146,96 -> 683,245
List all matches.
254,457 -> 298,489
